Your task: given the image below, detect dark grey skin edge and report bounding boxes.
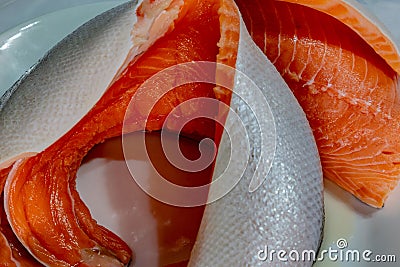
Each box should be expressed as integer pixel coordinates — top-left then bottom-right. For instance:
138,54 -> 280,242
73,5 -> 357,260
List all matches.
0,0 -> 136,111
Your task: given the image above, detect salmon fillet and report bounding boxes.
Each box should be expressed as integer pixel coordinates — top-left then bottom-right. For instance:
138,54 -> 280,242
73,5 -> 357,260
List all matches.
0,195 -> 43,267
236,0 -> 400,207
3,0 -> 239,265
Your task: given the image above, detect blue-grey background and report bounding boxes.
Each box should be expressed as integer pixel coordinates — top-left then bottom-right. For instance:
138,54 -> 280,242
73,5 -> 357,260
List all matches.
0,0 -> 122,33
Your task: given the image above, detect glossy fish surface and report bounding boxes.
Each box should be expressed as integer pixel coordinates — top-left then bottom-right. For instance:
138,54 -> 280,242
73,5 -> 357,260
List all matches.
0,0 -> 325,266
189,20 -> 324,267
0,1 -> 139,170
236,0 -> 400,208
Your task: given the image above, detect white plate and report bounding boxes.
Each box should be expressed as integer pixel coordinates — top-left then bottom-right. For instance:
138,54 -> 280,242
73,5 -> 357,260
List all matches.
0,1 -> 399,266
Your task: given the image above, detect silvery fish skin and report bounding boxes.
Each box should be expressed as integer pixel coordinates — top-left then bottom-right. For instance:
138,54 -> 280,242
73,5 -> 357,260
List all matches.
0,1 -> 138,169
0,0 -> 324,266
189,21 -> 324,266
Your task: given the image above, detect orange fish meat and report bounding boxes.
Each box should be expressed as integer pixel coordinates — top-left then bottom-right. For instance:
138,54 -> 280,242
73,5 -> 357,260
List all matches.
2,0 -> 239,265
235,0 -> 400,207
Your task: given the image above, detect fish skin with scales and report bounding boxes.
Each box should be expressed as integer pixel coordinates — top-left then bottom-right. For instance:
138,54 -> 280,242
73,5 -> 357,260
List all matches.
189,20 -> 324,267
0,0 -> 324,266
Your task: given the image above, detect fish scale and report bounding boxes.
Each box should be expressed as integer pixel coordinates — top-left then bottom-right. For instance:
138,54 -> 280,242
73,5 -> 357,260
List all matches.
0,1 -> 138,169
7,0 -> 395,265
189,20 -> 323,266
1,0 -> 240,265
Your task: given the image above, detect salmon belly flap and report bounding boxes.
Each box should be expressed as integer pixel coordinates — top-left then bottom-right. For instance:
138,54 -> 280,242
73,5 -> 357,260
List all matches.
1,0 -> 239,266
235,0 -> 400,208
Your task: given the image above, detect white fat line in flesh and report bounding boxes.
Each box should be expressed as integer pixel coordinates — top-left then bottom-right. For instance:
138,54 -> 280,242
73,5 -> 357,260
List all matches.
305,20 -> 328,88
330,144 -> 396,161
336,114 -> 371,140
302,13 -> 327,88
146,55 -> 176,64
325,168 -> 355,189
263,31 -> 267,55
324,168 -> 380,186
324,159 -> 394,172
369,69 -> 379,97
271,2 -> 282,64
325,162 -> 394,175
351,52 -> 356,73
317,121 -> 366,154
322,133 -> 385,157
383,72 -> 395,120
340,176 -> 379,196
314,67 -> 390,118
324,166 -> 387,179
324,17 -> 342,91
136,52 -> 176,65
286,5 -> 297,74
391,72 -> 399,106
254,0 -> 267,54
297,7 -> 312,80
335,89 -> 386,118
138,65 -> 165,71
324,139 -> 387,158
375,100 -> 383,115
359,58 -> 369,96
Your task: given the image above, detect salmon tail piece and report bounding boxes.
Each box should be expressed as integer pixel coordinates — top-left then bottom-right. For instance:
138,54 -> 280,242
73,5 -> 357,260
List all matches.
2,0 -> 239,265
235,0 -> 400,208
0,194 -> 43,266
